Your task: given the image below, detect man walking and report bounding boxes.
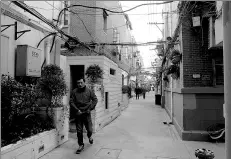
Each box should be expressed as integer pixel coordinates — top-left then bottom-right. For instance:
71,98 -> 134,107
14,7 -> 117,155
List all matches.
135,88 -> 140,100
69,77 -> 98,154
142,90 -> 146,99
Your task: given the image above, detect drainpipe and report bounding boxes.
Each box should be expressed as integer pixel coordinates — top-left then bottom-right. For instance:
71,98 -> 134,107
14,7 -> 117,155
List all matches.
45,37 -> 51,65
223,2 -> 231,159
170,76 -> 173,123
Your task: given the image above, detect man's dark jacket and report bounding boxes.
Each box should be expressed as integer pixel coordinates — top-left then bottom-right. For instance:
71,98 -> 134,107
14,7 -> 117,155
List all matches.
69,86 -> 98,112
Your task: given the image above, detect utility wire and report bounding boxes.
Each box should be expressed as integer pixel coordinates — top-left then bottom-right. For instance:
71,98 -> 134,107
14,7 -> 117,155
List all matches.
12,1 -> 95,53
57,1 -> 173,25
11,1 -> 144,66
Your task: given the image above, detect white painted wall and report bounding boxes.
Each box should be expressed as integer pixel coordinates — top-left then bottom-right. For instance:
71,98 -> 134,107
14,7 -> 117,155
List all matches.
66,56 -> 122,131
215,16 -> 223,45
214,1 -> 223,45
1,2 -> 65,76
163,1 -> 179,39
121,69 -> 128,85
1,15 -> 45,77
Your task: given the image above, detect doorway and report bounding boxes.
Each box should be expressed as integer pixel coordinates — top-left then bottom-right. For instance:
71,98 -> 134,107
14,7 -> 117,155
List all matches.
69,65 -> 85,132
70,65 -> 85,90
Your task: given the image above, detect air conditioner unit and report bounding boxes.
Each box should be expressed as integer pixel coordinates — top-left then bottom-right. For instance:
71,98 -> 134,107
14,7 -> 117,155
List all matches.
16,45 -> 41,77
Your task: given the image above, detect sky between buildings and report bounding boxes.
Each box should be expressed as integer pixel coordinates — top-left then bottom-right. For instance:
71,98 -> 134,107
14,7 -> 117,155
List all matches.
120,1 -> 163,69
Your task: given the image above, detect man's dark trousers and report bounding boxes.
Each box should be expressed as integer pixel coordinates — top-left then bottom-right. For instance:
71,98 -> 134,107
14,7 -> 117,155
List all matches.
143,93 -> 146,99
136,93 -> 139,99
75,112 -> 93,146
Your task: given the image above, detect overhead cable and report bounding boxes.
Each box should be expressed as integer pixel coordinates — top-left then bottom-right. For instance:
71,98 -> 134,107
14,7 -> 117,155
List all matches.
12,1 -> 95,53
57,1 -> 173,25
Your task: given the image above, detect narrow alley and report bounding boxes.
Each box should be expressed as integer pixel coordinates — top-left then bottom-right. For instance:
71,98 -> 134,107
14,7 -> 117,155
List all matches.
40,92 -> 225,159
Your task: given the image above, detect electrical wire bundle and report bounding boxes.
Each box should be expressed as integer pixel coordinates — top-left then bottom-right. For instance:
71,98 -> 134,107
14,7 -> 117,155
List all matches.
11,1 -> 174,58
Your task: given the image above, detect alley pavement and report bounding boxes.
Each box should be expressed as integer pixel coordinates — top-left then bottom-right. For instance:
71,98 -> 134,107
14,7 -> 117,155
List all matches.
40,92 -> 225,159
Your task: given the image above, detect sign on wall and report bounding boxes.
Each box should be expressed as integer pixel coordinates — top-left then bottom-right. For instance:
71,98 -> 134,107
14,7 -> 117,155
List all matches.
16,45 -> 41,77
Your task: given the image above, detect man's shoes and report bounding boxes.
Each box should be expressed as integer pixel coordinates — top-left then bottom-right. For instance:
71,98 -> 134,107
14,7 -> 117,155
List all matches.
89,137 -> 93,144
76,144 -> 84,154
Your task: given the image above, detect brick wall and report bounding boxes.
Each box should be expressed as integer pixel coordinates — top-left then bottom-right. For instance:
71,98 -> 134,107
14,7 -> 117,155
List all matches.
69,1 -> 97,42
182,16 -> 213,87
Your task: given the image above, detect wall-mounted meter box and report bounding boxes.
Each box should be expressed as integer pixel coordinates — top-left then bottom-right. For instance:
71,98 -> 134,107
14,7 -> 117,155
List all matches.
16,45 -> 42,77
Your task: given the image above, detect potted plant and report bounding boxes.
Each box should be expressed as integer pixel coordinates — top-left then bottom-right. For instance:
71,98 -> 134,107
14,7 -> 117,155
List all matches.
163,75 -> 169,82
169,49 -> 181,64
166,64 -> 180,79
36,64 -> 68,130
85,64 -> 104,84
195,148 -> 215,159
111,48 -> 119,56
122,85 -> 132,98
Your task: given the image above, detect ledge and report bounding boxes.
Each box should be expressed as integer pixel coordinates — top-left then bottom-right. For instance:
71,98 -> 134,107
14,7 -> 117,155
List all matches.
164,86 -> 224,94
171,116 -> 210,141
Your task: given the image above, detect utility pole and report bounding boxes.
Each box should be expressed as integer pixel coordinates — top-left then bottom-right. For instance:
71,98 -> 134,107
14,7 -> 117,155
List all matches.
223,2 -> 231,159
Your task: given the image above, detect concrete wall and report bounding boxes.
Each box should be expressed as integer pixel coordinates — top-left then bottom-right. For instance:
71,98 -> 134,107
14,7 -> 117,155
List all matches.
66,56 -> 122,132
214,16 -> 223,45
164,90 -> 184,138
121,69 -> 128,86
183,93 -> 224,131
182,92 -> 224,141
215,1 -> 223,45
165,88 -> 224,141
121,94 -> 130,111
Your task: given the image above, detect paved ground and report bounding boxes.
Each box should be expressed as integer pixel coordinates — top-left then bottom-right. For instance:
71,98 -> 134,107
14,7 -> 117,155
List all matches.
40,92 -> 225,159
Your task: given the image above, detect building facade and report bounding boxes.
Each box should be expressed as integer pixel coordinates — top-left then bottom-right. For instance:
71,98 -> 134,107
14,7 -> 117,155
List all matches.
161,1 -> 224,141
1,1 -> 66,76
59,1 -> 141,131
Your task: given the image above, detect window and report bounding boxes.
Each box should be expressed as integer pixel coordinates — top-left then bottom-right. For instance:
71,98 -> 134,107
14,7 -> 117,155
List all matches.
105,92 -> 108,109
110,68 -> 116,75
103,10 -> 108,32
212,50 -> 224,86
213,57 -> 224,86
122,75 -> 124,86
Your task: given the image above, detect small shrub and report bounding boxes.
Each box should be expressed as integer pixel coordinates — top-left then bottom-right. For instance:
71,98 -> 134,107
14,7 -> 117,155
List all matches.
169,49 -> 181,60
122,85 -> 132,98
1,74 -> 53,147
163,75 -> 169,82
1,75 -> 38,127
85,64 -> 103,83
36,64 -> 68,107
